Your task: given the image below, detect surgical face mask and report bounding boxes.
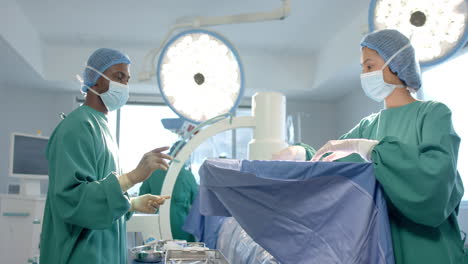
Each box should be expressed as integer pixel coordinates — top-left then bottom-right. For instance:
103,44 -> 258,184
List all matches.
360,43 -> 410,102
83,66 -> 129,111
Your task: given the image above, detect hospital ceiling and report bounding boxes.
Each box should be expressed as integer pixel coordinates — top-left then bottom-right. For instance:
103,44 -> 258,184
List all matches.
2,0 -> 371,100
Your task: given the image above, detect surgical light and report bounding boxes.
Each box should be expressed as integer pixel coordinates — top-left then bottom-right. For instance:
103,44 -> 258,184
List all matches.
157,29 -> 244,124
369,0 -> 468,67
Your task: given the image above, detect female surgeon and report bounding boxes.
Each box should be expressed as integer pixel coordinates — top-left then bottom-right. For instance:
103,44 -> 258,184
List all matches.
281,29 -> 467,263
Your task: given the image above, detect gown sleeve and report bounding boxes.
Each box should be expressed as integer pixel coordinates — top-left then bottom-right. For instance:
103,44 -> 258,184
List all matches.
371,103 -> 464,227
124,192 -> 134,221
49,120 -> 131,230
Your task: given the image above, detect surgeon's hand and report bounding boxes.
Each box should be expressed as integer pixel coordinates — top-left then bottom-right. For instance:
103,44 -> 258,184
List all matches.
272,146 -> 306,161
118,147 -> 173,192
311,139 -> 379,162
130,194 -> 171,213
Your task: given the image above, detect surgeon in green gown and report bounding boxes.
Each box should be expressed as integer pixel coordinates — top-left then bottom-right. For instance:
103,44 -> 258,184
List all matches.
140,141 -> 199,241
278,29 -> 467,263
40,48 -> 172,264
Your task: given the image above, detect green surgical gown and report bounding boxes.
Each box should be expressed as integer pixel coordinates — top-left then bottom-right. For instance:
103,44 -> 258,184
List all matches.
305,101 -> 467,263
40,105 -> 132,264
139,167 -> 198,241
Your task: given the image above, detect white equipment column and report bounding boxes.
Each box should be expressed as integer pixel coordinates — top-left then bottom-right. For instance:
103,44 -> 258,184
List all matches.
248,92 -> 288,160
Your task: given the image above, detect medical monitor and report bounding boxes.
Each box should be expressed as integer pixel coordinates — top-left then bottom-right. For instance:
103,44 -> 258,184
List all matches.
9,133 -> 49,180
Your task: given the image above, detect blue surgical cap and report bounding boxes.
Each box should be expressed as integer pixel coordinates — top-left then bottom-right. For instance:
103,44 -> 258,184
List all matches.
81,48 -> 131,92
360,29 -> 422,90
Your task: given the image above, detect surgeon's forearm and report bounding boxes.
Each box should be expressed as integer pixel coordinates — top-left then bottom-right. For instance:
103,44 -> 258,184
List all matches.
118,173 -> 134,192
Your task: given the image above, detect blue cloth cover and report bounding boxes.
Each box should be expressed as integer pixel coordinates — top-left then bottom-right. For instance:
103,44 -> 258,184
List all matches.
191,159 -> 395,264
182,194 -> 225,249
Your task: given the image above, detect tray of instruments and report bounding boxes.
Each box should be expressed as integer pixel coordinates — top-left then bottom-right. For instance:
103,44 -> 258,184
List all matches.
130,241 -> 207,263
165,249 -> 229,264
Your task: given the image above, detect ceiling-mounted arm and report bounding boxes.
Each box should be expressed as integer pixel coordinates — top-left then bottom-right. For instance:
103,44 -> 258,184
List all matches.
138,0 -> 291,82
191,0 -> 291,27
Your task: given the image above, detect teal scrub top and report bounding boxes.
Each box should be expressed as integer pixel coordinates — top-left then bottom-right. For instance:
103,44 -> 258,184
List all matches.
305,101 -> 467,264
40,105 -> 132,264
139,167 -> 198,241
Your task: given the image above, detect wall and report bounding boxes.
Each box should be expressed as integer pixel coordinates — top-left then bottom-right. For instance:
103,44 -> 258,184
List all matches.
0,85 -> 77,194
286,99 -> 338,150
127,95 -> 337,152
335,86 -> 382,136
1,0 -> 44,77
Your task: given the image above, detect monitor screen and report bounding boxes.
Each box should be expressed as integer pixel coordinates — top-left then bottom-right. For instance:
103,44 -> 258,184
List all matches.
10,133 -> 49,179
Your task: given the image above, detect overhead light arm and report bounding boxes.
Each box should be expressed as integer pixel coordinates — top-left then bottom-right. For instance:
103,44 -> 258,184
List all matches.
191,1 -> 290,27
139,0 -> 291,82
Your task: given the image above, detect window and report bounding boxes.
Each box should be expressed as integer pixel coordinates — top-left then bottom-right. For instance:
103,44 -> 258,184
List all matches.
189,107 -> 253,183
107,110 -> 118,140
190,130 -> 233,184
115,104 -> 252,195
422,51 -> 468,201
118,105 -> 179,196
